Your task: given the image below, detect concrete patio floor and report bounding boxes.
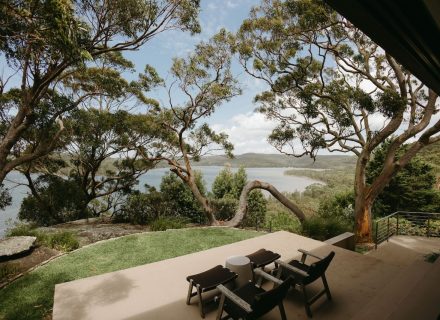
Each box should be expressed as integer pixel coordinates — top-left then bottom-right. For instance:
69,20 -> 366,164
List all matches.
52,231 -> 439,320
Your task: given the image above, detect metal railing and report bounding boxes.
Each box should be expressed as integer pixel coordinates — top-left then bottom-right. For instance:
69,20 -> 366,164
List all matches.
374,211 -> 440,249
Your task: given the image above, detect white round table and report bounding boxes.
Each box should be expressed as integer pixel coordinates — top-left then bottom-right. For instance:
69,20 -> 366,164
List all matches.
225,255 -> 253,287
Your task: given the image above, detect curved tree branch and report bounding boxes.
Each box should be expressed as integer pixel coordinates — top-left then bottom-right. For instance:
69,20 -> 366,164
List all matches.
224,180 -> 306,227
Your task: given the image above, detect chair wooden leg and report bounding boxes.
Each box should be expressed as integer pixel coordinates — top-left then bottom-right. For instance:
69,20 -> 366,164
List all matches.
278,302 -> 287,320
302,285 -> 312,318
216,293 -> 226,320
196,285 -> 205,318
322,274 -> 332,300
187,281 -> 194,305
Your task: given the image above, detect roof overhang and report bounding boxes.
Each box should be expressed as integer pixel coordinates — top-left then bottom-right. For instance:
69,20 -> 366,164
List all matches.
325,0 -> 440,95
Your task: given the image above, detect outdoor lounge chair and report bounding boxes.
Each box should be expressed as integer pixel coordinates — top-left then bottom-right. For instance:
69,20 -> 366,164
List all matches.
216,269 -> 293,320
275,249 -> 335,317
187,265 -> 238,318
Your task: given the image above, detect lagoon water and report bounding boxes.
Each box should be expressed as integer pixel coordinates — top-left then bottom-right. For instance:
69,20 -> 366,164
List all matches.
0,167 -> 321,238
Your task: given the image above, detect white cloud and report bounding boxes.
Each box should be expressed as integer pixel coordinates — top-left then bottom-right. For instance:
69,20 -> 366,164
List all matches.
212,112 -> 278,154
226,1 -> 239,8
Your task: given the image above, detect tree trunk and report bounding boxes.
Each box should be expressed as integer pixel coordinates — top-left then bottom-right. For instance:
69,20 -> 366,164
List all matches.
187,176 -> 219,226
354,193 -> 373,243
224,180 -> 306,227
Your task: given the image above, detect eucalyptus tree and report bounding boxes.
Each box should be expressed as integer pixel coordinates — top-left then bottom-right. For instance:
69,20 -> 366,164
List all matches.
0,0 -> 200,187
138,30 -> 241,225
236,0 -> 440,242
65,108 -> 159,216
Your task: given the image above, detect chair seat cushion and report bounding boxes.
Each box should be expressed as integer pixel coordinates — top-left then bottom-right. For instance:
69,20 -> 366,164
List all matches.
246,249 -> 281,269
186,265 -> 237,292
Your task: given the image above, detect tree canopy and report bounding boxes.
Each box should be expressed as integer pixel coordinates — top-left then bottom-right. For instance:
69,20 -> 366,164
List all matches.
0,0 -> 200,186
236,0 -> 440,242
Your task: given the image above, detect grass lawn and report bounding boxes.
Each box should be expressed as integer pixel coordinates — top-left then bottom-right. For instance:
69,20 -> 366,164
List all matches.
0,227 -> 264,320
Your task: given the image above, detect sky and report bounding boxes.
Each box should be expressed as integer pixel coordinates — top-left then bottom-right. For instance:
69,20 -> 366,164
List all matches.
124,0 -> 279,155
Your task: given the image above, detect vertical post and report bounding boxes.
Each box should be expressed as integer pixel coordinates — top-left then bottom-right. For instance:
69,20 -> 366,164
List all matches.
255,216 -> 258,231
427,217 -> 431,238
375,221 -> 378,249
396,213 -> 399,236
387,217 -> 390,242
269,220 -> 272,233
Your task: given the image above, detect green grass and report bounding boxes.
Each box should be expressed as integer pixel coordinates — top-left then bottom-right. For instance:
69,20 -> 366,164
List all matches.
0,227 -> 263,320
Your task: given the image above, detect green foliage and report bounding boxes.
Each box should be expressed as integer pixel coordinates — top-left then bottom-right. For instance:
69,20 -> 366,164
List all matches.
367,142 -> 440,216
149,217 -> 188,231
6,223 -> 46,244
6,223 -> 79,252
18,174 -> 90,226
211,166 -> 267,226
210,196 -> 238,221
0,184 -> 12,210
66,108 -> 156,216
116,188 -> 166,225
0,0 -> 201,185
160,172 -> 205,223
381,217 -> 440,237
424,252 -> 439,263
243,190 -> 267,227
265,211 -> 302,233
47,232 -> 79,252
318,190 -> 355,226
302,216 -> 352,241
0,263 -> 19,281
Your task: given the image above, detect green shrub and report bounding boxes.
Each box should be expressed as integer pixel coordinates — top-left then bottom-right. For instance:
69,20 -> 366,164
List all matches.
150,217 -> 188,231
424,252 -> 439,263
302,216 -> 351,241
317,190 -> 355,226
0,263 -> 19,281
6,224 -> 79,252
116,189 -> 167,225
19,174 -> 90,226
211,196 -> 238,221
242,190 -> 267,227
265,211 -> 302,233
47,232 -> 79,252
6,223 -> 48,245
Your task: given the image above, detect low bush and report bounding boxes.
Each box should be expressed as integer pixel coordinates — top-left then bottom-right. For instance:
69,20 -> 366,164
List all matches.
265,211 -> 302,233
150,217 -> 188,231
302,216 -> 352,241
0,263 -> 19,281
211,197 -> 238,221
6,224 -> 79,252
6,223 -> 48,245
48,232 -> 79,252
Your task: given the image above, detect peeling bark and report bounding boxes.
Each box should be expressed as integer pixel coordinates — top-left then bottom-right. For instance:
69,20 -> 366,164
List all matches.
224,180 -> 306,227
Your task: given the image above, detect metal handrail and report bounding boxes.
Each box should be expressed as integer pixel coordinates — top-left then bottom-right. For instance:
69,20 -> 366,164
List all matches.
374,211 -> 440,249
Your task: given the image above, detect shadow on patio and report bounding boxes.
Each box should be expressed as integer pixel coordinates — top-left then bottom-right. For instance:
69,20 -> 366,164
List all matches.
53,230 -> 439,320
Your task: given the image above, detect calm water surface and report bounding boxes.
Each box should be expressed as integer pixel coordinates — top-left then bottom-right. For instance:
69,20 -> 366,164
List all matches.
0,167 -> 321,238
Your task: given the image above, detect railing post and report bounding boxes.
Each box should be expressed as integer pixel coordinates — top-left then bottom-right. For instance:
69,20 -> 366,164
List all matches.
269,220 -> 272,233
427,218 -> 430,238
387,217 -> 390,242
396,213 -> 399,236
375,221 -> 378,249
255,216 -> 258,231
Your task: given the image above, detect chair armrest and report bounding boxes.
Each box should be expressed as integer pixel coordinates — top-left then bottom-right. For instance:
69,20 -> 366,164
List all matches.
217,285 -> 253,313
298,249 -> 323,260
275,259 -> 309,277
254,268 -> 282,285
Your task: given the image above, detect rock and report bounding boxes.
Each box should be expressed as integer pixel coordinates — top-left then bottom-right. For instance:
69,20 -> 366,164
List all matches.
0,236 -> 36,260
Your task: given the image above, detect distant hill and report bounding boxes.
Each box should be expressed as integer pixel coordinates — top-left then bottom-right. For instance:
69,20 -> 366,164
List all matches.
192,153 -> 357,169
